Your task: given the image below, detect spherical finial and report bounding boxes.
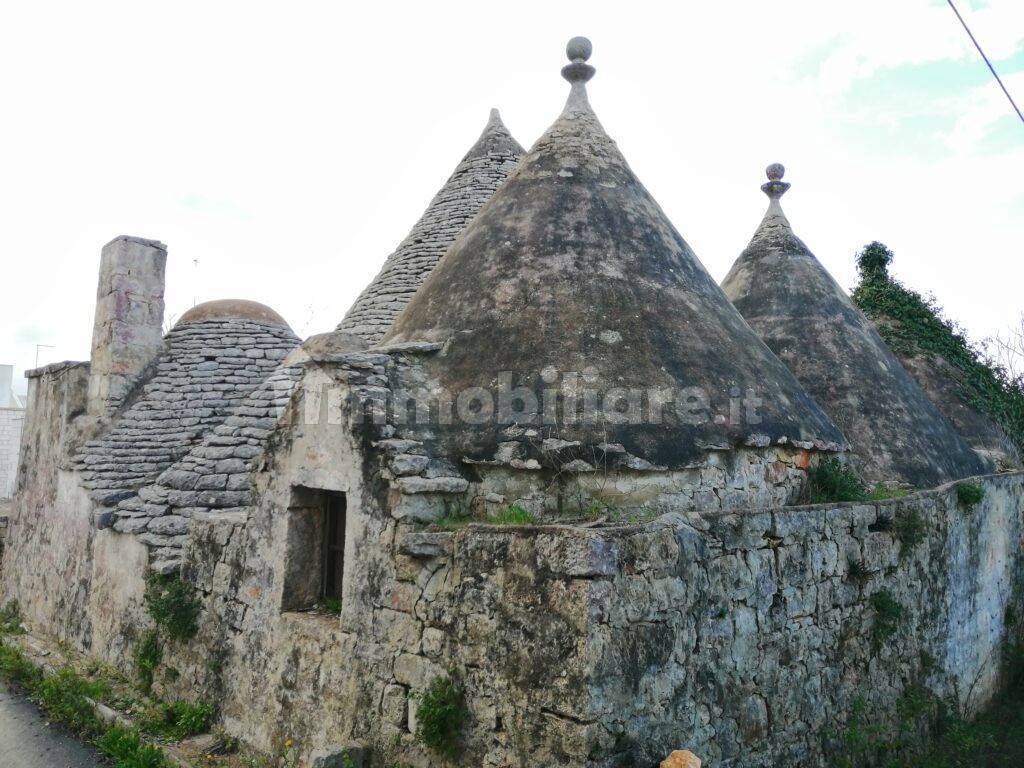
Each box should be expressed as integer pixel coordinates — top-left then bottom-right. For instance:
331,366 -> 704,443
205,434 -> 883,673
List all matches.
562,36 -> 595,86
566,36 -> 593,62
766,163 -> 785,181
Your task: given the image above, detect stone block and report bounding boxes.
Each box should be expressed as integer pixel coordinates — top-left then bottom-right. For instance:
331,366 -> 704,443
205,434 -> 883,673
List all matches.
309,744 -> 368,768
395,476 -> 468,494
397,531 -> 454,559
390,453 -> 430,476
660,749 -> 702,767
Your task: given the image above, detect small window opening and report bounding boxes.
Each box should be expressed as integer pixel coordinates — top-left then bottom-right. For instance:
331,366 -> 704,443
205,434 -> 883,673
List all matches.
282,486 -> 347,613
321,492 -> 346,602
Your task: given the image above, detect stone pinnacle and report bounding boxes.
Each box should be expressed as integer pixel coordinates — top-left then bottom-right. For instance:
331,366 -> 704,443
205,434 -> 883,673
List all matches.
562,36 -> 595,85
761,162 -> 791,201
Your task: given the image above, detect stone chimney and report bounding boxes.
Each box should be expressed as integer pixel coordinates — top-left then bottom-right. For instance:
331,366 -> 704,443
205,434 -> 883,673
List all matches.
87,236 -> 167,417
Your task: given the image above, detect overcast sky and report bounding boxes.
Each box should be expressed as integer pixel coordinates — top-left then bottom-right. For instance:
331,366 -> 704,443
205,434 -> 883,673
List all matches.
1,0 -> 1021,395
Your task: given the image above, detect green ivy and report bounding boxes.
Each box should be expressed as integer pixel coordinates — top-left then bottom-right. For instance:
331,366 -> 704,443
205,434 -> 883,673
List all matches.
852,241 -> 1024,455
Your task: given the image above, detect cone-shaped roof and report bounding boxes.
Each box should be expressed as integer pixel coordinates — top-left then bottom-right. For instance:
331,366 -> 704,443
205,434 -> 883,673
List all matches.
383,40 -> 845,466
722,165 -> 991,486
337,109 -> 523,344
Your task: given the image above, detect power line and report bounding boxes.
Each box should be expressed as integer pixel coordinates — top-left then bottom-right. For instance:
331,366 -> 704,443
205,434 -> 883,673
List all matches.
945,0 -> 1024,127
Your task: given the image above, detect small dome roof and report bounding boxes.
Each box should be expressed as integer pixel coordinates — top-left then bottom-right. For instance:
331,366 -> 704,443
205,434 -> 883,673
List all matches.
176,299 -> 290,328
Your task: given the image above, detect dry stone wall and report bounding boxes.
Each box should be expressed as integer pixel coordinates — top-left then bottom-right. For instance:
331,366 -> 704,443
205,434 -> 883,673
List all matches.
378,473 -> 1024,767
172,437 -> 1022,768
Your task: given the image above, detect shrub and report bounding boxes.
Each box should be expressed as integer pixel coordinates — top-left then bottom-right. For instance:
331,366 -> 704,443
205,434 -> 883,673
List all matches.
415,675 -> 467,758
96,727 -> 170,768
956,482 -> 985,510
144,574 -> 201,641
803,458 -> 867,504
134,630 -> 162,693
870,590 -> 903,650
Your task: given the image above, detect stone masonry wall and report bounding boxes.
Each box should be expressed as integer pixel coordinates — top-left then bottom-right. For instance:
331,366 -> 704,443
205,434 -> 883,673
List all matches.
4,350 -> 1022,768
583,473 -> 1024,766
169,448 -> 1022,768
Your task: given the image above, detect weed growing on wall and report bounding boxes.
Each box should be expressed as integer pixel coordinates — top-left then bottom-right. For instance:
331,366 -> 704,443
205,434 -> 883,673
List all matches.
134,630 -> 162,693
0,601 -> 24,635
436,503 -> 537,529
870,590 -> 903,651
847,559 -> 871,584
487,504 -> 536,525
852,241 -> 1024,454
894,509 -> 926,556
803,458 -> 867,504
956,482 -> 985,510
321,596 -> 343,615
830,643 -> 1024,766
416,674 -> 467,758
144,573 -> 201,641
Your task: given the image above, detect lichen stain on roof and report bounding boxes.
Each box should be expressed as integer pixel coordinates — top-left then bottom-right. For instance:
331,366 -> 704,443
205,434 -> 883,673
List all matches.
721,165 -> 991,487
383,39 -> 846,467
337,109 -> 524,345
176,299 -> 291,329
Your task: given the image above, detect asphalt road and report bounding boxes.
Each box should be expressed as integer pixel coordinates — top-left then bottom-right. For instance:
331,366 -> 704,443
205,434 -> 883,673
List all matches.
0,681 -> 105,768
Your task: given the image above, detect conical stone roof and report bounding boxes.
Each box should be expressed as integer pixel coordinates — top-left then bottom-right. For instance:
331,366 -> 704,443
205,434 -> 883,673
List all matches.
384,40 -> 845,467
721,165 -> 991,486
337,110 -> 523,344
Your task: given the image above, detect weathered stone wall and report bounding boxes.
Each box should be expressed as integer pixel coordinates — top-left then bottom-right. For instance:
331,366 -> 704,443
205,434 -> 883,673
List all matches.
4,351 -> 1022,768
581,473 -> 1024,766
0,406 -> 25,499
1,362 -> 95,638
170,404 -> 1022,768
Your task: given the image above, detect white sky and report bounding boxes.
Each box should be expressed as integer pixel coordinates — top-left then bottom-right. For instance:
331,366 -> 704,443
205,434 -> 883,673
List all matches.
1,0 -> 1022,395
